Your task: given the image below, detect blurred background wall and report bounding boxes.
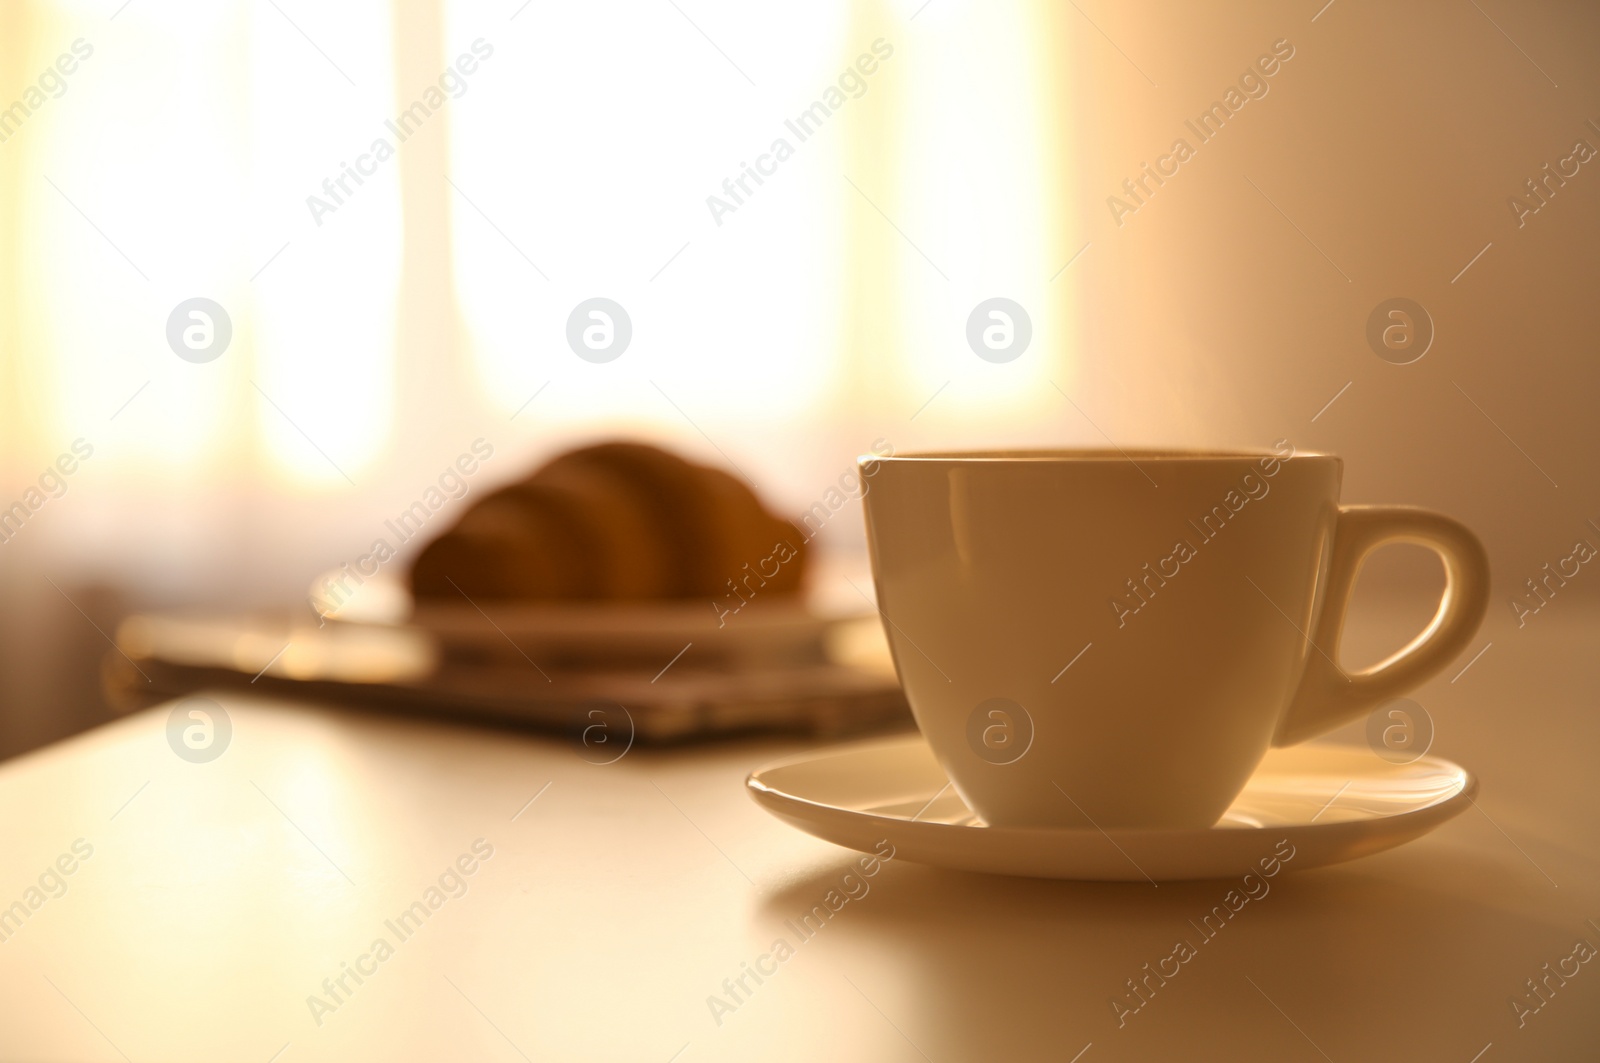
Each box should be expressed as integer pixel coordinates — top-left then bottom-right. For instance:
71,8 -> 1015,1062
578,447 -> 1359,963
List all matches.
1,0 -> 1596,758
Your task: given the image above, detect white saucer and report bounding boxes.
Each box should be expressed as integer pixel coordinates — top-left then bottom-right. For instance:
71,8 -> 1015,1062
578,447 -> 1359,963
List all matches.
747,735 -> 1475,881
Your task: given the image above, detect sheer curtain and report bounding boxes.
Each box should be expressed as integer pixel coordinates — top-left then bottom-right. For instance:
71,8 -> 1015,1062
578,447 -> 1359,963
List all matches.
4,0 -> 401,603
0,0 -> 1076,751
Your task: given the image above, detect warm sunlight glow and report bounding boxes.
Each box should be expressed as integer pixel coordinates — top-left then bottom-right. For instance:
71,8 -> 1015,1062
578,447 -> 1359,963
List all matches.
890,0 -> 1066,418
20,0 -> 398,489
446,2 -> 850,431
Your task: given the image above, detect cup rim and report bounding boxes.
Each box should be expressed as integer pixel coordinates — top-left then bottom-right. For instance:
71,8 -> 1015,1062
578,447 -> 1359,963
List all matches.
859,447 -> 1337,463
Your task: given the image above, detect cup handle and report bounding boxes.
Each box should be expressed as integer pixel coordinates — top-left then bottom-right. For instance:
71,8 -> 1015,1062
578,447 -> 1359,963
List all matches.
1272,505 -> 1491,747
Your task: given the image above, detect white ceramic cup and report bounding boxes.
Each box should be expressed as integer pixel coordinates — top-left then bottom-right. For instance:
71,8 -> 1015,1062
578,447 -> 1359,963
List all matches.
859,448 -> 1490,830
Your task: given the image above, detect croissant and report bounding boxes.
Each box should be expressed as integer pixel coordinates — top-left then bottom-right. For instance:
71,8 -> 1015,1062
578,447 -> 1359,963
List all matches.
410,441 -> 808,602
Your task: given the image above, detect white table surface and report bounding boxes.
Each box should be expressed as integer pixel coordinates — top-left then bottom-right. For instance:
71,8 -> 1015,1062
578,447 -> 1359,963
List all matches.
0,602 -> 1595,1062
